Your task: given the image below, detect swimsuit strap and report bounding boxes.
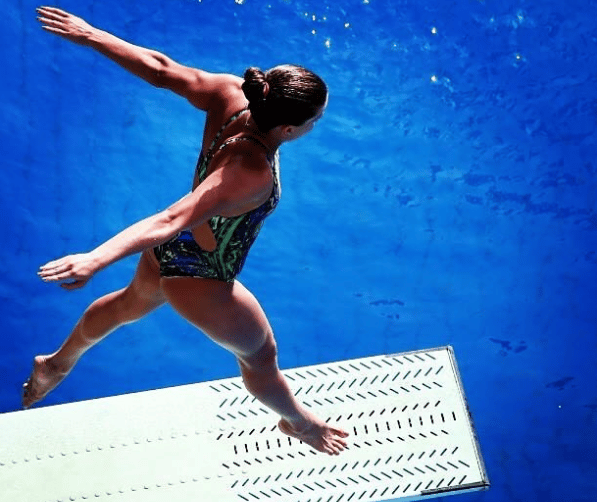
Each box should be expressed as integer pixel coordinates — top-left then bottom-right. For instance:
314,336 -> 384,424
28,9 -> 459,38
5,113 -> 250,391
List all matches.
196,109 -> 276,179
203,109 -> 249,162
214,136 -> 275,165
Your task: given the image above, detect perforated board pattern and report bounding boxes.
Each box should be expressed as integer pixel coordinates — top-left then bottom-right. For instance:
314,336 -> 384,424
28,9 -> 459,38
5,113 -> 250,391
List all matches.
0,346 -> 489,502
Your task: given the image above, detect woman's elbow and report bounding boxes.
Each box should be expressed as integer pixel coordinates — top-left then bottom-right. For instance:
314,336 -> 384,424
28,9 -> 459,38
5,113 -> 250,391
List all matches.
151,67 -> 170,88
153,67 -> 173,88
160,206 -> 206,235
147,53 -> 173,88
151,209 -> 182,243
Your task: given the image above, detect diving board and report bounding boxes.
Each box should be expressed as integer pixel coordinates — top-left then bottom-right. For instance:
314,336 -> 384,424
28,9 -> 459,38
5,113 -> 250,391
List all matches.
0,346 -> 489,502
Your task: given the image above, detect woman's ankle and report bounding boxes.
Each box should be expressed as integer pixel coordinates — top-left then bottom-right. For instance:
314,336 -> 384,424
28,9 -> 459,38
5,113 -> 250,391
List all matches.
46,353 -> 77,375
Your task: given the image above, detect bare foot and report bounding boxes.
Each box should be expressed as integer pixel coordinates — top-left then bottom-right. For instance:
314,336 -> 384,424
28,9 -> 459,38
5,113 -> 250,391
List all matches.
278,412 -> 349,455
22,355 -> 72,409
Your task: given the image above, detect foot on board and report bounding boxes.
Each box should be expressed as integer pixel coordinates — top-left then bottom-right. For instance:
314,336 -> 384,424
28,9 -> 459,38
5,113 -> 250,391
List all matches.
22,355 -> 71,409
278,412 -> 349,455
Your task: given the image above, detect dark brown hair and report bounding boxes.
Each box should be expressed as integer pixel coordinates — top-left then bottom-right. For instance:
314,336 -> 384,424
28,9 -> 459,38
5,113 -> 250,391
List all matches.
241,64 -> 328,132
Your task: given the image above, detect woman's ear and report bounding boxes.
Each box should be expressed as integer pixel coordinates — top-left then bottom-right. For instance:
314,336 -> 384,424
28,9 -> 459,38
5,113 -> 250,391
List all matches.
282,125 -> 297,138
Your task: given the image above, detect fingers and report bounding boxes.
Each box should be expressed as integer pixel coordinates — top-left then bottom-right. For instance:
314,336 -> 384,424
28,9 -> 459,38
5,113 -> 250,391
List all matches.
37,9 -> 67,29
39,258 -> 64,270
36,7 -> 72,37
37,17 -> 67,36
38,260 -> 69,277
38,15 -> 65,27
39,271 -> 76,282
36,6 -> 69,18
41,26 -> 69,36
38,268 -> 88,289
38,259 -> 76,282
40,256 -> 65,269
37,8 -> 68,26
38,255 -> 92,289
36,7 -> 92,44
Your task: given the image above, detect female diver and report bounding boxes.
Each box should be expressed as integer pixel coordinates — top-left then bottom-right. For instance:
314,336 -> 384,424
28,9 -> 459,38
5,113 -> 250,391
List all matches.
24,6 -> 349,456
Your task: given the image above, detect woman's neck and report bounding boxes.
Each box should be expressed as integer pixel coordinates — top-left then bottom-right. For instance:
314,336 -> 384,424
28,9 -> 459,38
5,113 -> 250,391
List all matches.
243,114 -> 284,153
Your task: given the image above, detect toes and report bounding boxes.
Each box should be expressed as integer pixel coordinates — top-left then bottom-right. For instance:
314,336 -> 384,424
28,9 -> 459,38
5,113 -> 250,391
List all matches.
324,438 -> 346,455
333,427 -> 350,438
22,377 -> 39,408
280,419 -> 349,455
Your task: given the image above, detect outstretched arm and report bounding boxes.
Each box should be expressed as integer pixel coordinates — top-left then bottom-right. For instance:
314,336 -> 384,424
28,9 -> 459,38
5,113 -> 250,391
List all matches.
38,153 -> 273,289
36,6 -> 237,110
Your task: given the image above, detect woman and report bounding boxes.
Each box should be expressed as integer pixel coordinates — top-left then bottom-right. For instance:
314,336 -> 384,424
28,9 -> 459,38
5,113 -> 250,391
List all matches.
24,6 -> 348,456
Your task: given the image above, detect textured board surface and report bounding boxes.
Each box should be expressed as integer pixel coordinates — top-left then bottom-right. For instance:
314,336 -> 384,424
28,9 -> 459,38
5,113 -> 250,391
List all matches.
0,346 -> 489,502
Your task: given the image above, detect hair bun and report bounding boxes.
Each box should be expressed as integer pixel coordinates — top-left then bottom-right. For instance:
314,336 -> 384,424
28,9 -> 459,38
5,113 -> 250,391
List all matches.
242,67 -> 268,104
241,64 -> 327,132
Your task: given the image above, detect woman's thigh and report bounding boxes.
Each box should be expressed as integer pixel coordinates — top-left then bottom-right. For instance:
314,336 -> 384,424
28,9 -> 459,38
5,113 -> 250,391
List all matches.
160,277 -> 274,360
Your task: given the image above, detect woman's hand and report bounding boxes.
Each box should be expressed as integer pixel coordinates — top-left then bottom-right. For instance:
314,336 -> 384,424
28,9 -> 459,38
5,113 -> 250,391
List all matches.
38,253 -> 101,290
36,6 -> 95,45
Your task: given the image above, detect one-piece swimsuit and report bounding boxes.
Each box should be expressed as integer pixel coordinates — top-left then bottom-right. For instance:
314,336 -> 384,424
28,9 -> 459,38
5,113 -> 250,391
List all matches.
153,109 -> 281,282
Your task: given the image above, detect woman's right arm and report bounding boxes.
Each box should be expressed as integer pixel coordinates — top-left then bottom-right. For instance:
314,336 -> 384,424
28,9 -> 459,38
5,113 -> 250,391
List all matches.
36,6 -> 237,110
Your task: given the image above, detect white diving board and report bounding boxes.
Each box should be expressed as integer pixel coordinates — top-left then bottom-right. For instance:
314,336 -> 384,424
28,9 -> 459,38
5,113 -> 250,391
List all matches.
0,346 -> 489,502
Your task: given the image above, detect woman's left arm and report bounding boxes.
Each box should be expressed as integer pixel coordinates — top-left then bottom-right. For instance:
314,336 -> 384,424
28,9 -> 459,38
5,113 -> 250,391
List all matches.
38,156 -> 272,289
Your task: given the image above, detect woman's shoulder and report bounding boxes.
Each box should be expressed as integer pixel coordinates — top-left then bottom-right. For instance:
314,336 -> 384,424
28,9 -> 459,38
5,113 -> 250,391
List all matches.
184,71 -> 244,112
201,74 -> 245,120
201,73 -> 241,100
217,75 -> 247,110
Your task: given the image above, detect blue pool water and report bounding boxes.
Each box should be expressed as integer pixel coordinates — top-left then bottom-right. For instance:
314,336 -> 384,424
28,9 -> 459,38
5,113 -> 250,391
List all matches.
1,0 -> 596,500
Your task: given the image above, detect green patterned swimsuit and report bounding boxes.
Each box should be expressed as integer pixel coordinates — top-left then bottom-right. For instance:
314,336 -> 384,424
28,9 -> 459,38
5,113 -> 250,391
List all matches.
153,109 -> 281,282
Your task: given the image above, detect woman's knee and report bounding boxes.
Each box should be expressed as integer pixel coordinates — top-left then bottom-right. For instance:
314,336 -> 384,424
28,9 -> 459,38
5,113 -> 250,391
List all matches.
237,330 -> 278,373
114,251 -> 166,324
114,281 -> 164,324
